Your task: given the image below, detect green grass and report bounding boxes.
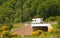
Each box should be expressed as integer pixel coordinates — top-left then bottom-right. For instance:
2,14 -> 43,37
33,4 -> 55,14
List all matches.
11,23 -> 25,31
13,36 -> 56,38
13,36 -> 44,38
13,31 -> 60,38
13,33 -> 57,38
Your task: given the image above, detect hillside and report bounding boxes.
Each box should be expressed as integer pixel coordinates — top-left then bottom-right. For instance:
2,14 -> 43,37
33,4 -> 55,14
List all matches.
0,0 -> 60,23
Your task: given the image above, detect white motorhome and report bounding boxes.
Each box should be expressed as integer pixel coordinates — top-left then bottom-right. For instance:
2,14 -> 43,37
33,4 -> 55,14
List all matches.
31,18 -> 53,32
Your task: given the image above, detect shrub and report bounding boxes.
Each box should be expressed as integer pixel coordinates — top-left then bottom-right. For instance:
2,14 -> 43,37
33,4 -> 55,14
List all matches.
2,31 -> 10,36
48,28 -> 53,33
2,31 -> 11,38
11,33 -> 17,37
1,25 -> 8,31
0,32 -> 1,35
32,31 -> 39,36
56,34 -> 60,38
45,16 -> 60,22
52,23 -> 59,30
52,30 -> 60,34
32,30 -> 43,36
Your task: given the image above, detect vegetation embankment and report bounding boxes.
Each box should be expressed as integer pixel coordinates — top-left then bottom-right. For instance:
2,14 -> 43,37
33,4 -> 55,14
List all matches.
0,0 -> 60,38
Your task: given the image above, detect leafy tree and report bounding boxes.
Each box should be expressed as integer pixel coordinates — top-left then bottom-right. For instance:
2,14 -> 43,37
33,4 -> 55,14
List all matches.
37,0 -> 60,19
0,0 -> 60,23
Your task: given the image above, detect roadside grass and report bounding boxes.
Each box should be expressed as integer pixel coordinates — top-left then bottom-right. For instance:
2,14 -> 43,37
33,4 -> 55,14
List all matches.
11,23 -> 25,31
13,35 -> 56,38
13,29 -> 60,38
13,32 -> 58,38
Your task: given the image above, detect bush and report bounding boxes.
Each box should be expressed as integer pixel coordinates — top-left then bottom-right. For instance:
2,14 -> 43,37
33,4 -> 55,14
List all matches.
45,16 -> 60,22
56,34 -> 60,38
32,31 -> 39,36
32,30 -> 43,36
11,33 -> 17,37
2,31 -> 10,36
52,23 -> 59,30
48,28 -> 53,33
0,32 -> 1,35
2,31 -> 17,38
1,25 -> 8,31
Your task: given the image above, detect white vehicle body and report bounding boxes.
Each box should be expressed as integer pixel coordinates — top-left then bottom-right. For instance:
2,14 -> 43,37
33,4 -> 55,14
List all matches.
31,18 -> 53,31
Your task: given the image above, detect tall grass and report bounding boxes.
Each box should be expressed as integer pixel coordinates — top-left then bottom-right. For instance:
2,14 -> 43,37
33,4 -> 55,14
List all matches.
11,23 -> 25,31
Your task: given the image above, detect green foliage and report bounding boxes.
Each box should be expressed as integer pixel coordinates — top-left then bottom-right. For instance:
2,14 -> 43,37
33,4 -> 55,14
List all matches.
1,25 -> 8,31
37,0 -> 60,19
0,25 -> 17,38
52,23 -> 59,30
2,30 -> 17,38
0,0 -> 21,24
11,32 -> 17,37
45,16 -> 60,22
32,30 -> 43,36
32,31 -> 39,36
0,0 -> 60,23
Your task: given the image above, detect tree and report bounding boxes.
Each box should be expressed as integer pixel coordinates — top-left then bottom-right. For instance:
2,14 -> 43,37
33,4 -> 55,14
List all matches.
0,0 -> 60,23
37,0 -> 60,19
